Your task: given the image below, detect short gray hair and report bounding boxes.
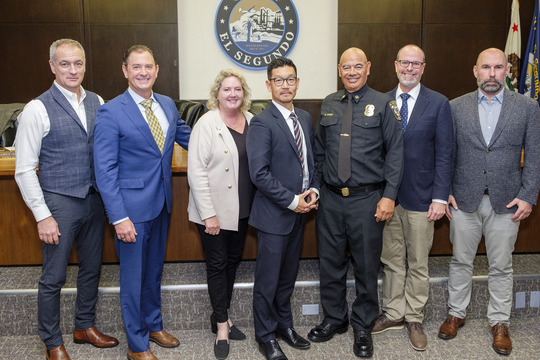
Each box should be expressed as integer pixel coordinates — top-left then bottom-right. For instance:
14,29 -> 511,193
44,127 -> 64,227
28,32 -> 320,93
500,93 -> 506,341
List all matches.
50,39 -> 85,64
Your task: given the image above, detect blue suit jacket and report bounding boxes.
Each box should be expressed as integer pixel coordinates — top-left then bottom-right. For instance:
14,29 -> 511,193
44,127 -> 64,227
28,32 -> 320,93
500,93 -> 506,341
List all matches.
247,103 -> 319,235
94,90 -> 191,224
388,85 -> 453,212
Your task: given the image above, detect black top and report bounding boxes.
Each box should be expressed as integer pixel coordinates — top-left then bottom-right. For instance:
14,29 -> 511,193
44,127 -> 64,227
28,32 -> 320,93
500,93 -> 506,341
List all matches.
228,121 -> 254,219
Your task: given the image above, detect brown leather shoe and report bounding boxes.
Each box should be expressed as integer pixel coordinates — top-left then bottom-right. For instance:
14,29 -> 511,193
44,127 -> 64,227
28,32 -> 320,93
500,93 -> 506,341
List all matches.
372,314 -> 404,334
149,330 -> 180,348
73,326 -> 119,348
406,322 -> 427,351
46,344 -> 71,360
127,348 -> 158,360
438,314 -> 465,339
492,323 -> 512,355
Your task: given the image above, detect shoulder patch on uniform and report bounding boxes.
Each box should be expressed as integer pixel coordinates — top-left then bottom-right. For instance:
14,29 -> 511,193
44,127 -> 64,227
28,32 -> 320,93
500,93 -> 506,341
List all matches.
389,100 -> 401,120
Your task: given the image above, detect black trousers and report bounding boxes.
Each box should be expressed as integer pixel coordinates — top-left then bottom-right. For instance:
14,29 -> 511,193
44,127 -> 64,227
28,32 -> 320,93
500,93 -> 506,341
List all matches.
316,185 -> 385,331
197,218 -> 248,323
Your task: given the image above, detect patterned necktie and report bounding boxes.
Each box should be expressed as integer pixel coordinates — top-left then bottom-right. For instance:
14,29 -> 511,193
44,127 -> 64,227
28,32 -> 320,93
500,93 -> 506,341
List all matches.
140,99 -> 165,153
290,112 -> 305,173
338,94 -> 352,183
400,93 -> 411,133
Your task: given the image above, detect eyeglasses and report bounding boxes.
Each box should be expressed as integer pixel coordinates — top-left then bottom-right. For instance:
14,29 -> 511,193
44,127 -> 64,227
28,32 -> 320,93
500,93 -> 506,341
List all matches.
270,77 -> 297,86
397,60 -> 424,69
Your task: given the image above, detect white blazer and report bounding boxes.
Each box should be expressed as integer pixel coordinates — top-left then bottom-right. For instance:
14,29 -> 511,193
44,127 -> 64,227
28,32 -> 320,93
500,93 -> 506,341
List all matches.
187,109 -> 253,231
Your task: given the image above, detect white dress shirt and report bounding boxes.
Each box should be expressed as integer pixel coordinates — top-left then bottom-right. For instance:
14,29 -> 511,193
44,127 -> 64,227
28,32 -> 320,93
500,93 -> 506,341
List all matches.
14,82 -> 104,222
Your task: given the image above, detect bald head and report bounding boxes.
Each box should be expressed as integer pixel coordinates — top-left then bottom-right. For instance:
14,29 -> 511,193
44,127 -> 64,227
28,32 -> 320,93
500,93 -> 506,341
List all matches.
473,48 -> 509,97
396,44 -> 425,62
338,47 -> 371,93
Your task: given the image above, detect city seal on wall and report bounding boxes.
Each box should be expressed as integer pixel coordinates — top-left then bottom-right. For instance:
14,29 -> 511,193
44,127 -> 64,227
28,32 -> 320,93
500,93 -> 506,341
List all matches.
215,0 -> 299,70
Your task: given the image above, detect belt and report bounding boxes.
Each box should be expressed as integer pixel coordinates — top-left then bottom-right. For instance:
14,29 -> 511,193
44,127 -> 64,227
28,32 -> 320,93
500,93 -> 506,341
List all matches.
325,182 -> 383,197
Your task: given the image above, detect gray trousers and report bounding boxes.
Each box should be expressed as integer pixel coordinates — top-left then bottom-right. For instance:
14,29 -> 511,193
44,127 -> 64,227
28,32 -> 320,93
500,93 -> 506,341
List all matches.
38,191 -> 105,349
448,195 -> 519,326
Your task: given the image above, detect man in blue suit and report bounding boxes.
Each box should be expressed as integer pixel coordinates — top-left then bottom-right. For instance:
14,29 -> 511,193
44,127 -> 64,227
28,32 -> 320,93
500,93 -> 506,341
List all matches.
94,45 -> 190,360
372,44 -> 453,351
247,58 -> 319,360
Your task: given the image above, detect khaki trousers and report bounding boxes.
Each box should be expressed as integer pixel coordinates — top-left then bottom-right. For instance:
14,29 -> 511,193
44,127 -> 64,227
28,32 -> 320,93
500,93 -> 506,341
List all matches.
381,204 -> 434,323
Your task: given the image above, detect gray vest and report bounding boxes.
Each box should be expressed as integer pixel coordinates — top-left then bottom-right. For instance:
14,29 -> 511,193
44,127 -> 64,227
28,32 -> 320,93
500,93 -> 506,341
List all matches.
36,85 -> 101,198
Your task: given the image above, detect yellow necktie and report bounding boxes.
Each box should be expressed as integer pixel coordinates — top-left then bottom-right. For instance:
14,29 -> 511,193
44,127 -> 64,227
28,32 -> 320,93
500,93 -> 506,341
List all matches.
140,99 -> 165,153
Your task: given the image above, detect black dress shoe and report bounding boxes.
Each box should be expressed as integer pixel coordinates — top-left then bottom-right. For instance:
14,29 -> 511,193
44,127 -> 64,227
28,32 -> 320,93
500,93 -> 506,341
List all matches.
214,339 -> 229,360
353,330 -> 374,358
259,339 -> 288,360
210,313 -> 246,340
277,327 -> 310,349
308,319 -> 349,342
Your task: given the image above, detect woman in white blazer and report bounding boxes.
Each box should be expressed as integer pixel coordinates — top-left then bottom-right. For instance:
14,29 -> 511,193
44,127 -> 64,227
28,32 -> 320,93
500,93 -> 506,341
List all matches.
187,69 -> 254,360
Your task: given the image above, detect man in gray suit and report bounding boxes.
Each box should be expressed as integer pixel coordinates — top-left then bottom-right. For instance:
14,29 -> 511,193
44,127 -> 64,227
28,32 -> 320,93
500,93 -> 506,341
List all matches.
438,48 -> 540,356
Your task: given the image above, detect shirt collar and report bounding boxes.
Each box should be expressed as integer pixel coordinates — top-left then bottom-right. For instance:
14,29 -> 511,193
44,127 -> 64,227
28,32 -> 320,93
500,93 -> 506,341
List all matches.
342,85 -> 369,104
477,87 -> 505,104
53,81 -> 86,104
128,87 -> 156,105
396,82 -> 421,100
272,100 -> 295,119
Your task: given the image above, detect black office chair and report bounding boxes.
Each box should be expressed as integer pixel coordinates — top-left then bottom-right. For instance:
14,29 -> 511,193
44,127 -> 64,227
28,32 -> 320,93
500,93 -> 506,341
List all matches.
248,100 -> 271,115
183,102 -> 205,128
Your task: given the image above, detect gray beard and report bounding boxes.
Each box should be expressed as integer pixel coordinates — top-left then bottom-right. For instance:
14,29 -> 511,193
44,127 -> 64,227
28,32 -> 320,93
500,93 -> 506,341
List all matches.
479,79 -> 504,94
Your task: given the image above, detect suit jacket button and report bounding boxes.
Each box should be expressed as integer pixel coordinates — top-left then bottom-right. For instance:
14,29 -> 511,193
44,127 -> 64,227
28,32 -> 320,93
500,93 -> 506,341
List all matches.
225,167 -> 229,172
228,185 -> 232,189
486,149 -> 490,153
483,170 -> 486,174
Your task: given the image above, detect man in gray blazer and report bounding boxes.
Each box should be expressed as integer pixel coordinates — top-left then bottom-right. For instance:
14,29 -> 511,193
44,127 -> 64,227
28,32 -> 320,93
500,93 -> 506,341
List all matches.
438,48 -> 540,356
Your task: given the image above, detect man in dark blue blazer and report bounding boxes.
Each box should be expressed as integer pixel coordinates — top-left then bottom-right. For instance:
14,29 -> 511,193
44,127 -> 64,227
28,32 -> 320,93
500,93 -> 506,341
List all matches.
247,58 -> 319,360
373,45 -> 453,351
94,45 -> 190,360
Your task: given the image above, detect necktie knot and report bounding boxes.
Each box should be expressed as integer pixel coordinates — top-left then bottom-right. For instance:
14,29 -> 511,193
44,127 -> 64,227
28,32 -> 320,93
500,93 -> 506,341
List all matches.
140,99 -> 153,109
400,93 -> 410,102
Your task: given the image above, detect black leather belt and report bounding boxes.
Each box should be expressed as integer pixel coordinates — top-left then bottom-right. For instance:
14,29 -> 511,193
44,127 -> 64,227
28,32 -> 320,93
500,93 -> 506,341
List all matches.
326,182 -> 383,197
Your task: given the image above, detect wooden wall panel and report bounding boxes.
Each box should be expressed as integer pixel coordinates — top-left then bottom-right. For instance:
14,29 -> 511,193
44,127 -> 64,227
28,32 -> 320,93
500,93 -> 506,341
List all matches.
339,24 -> 422,93
424,0 -> 509,24
85,24 -> 179,100
422,24 -> 507,100
83,0 -> 177,24
339,0 -> 422,24
0,0 -> 81,23
0,24 -> 83,103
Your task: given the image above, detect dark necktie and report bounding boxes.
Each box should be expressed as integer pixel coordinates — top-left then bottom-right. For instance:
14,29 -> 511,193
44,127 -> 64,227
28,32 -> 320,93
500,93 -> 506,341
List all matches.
290,112 -> 305,173
338,94 -> 352,183
400,93 -> 411,133
141,99 -> 165,153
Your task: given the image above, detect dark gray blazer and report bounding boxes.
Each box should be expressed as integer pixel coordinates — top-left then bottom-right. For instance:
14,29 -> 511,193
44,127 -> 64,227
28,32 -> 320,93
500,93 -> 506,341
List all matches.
450,89 -> 540,214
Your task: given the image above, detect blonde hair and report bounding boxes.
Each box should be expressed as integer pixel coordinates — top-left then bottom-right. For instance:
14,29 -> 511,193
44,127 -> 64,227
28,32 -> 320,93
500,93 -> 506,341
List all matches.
206,69 -> 252,112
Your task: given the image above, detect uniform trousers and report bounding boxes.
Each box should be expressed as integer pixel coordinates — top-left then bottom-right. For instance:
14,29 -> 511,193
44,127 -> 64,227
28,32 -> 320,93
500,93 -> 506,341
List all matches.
448,195 -> 519,326
116,204 -> 170,352
381,204 -> 434,323
39,190 -> 105,350
197,218 -> 248,323
316,185 -> 385,331
253,214 -> 305,343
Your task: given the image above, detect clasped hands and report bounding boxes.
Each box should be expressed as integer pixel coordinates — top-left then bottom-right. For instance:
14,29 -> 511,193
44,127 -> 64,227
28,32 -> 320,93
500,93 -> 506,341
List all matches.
294,189 -> 318,213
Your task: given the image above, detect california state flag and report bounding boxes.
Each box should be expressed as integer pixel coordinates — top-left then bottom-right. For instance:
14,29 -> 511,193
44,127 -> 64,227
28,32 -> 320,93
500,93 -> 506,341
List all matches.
505,0 -> 521,91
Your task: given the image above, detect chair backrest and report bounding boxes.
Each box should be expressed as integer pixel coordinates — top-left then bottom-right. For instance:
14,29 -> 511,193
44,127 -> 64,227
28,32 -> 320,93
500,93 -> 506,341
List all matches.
249,100 -> 271,115
183,102 -> 205,128
1,126 -> 16,147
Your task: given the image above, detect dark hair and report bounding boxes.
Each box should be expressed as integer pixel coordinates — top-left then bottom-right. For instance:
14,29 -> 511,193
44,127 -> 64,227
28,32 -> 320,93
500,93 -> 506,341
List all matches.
122,45 -> 156,66
267,57 -> 297,79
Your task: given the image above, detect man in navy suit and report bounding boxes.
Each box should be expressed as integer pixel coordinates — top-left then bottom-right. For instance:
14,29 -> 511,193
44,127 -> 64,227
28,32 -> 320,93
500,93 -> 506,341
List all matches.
246,58 -> 319,360
372,44 -> 453,351
94,45 -> 190,360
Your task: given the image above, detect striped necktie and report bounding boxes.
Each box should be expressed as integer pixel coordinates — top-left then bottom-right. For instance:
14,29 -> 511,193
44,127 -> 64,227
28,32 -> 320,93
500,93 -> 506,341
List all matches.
290,112 -> 305,173
140,99 -> 165,153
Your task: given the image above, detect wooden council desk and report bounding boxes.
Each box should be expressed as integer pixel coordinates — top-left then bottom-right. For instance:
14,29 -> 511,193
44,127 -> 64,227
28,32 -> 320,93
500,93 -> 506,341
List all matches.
0,146 -> 538,265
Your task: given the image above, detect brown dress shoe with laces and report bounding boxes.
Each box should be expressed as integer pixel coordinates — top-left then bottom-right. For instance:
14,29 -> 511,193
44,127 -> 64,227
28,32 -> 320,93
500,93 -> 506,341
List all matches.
372,314 -> 404,334
127,348 -> 158,360
406,322 -> 427,351
46,344 -> 71,360
73,326 -> 119,348
438,314 -> 465,339
492,323 -> 512,355
149,330 -> 180,348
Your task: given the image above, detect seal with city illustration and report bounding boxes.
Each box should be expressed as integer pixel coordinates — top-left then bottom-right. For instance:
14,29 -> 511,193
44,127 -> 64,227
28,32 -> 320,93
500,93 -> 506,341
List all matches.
215,0 -> 299,69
